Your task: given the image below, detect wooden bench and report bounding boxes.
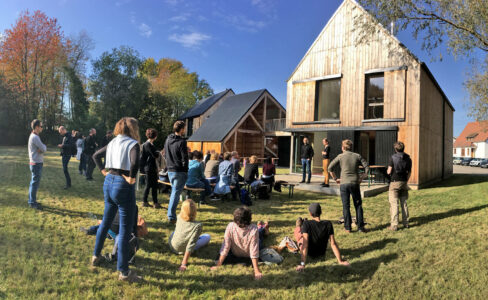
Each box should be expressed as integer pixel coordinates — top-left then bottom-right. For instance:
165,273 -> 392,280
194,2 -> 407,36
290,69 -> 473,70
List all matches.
158,180 -> 206,207
280,182 -> 296,198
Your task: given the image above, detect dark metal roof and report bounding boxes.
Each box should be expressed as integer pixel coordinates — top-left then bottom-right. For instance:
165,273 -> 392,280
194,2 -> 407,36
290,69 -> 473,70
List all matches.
188,89 -> 267,142
179,89 -> 233,120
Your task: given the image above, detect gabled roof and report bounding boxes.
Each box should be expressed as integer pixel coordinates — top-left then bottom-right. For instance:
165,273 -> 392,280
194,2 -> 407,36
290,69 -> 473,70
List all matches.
179,89 -> 233,120
287,0 -> 454,111
454,121 -> 488,148
188,89 -> 267,142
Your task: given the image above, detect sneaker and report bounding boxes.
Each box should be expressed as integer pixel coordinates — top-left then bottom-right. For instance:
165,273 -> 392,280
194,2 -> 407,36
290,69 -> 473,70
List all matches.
306,181 -> 311,184
118,270 -> 142,283
153,203 -> 162,209
299,181 -> 305,183
91,255 -> 103,266
320,183 -> 329,187
29,203 -> 43,210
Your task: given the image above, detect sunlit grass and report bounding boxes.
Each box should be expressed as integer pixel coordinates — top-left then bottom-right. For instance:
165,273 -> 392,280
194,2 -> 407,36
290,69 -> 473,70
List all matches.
0,146 -> 487,299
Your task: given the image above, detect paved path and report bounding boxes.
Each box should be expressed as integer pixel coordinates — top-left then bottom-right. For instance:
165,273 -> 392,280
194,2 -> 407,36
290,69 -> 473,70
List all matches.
453,165 -> 488,175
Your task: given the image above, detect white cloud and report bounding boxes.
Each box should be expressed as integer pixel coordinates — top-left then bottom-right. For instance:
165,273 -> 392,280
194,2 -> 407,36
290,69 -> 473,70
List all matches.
116,0 -> 131,6
169,32 -> 211,48
138,23 -> 152,38
224,14 -> 267,32
164,0 -> 182,5
169,13 -> 190,22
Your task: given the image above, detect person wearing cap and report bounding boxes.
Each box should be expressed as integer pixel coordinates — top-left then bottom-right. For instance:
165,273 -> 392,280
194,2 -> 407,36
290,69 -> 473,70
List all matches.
295,203 -> 349,272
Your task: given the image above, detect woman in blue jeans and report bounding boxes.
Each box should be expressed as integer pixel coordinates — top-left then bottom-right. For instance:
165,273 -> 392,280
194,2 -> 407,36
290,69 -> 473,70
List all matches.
91,117 -> 142,283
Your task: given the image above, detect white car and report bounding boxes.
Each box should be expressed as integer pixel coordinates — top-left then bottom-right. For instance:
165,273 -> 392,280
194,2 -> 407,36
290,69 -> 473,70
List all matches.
453,157 -> 463,165
469,159 -> 482,167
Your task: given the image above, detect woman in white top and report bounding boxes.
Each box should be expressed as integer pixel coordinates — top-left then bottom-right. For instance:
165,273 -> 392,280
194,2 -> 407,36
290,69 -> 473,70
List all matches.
91,117 -> 142,283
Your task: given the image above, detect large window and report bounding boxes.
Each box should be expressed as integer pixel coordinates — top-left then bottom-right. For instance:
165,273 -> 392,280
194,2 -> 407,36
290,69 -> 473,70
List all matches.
314,78 -> 341,121
365,74 -> 384,119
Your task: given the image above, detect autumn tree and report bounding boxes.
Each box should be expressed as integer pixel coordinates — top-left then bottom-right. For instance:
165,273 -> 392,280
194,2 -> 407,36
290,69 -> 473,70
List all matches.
139,57 -> 213,146
356,0 -> 488,119
0,10 -> 66,131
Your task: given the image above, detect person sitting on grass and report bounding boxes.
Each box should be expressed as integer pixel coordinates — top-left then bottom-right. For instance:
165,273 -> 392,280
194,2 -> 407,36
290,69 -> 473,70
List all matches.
186,150 -> 212,204
169,199 -> 211,272
211,206 -> 269,280
213,152 -> 234,196
204,152 -> 220,184
294,203 -> 350,272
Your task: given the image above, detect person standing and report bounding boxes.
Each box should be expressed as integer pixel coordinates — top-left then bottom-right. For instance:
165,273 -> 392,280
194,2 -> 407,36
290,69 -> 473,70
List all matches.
28,119 -> 47,210
141,128 -> 162,209
91,117 -> 142,282
164,121 -> 189,224
76,133 -> 86,175
58,126 -> 73,189
230,151 -> 242,201
387,142 -> 412,231
100,130 -> 114,148
84,128 -> 97,181
321,138 -> 331,187
328,139 -> 369,233
300,137 -> 314,184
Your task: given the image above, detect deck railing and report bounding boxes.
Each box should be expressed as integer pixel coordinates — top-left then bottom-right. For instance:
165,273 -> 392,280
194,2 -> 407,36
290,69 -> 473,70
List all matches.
265,118 -> 286,132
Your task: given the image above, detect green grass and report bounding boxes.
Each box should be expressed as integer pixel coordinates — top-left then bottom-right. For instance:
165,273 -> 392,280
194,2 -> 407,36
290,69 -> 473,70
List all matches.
1,146 -> 487,299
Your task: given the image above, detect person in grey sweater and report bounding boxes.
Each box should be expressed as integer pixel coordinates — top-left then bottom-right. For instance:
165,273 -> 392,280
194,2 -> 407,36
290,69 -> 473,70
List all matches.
328,139 -> 369,233
28,119 -> 47,210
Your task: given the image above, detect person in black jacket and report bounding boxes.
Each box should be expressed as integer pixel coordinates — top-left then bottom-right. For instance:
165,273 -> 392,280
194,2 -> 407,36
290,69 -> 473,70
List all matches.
100,130 -> 114,148
83,128 -> 98,180
141,128 -> 162,209
57,126 -> 73,189
300,137 -> 314,184
164,120 -> 189,224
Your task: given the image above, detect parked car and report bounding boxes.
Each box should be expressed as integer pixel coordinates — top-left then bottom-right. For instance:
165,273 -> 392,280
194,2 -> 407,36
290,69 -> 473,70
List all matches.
469,158 -> 483,167
481,160 -> 488,168
453,157 -> 463,165
461,158 -> 473,166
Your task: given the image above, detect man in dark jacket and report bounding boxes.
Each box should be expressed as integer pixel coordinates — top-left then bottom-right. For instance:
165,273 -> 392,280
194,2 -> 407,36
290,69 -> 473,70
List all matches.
386,141 -> 412,231
58,126 -> 73,189
164,120 -> 188,223
83,128 -> 97,180
300,137 -> 314,184
100,130 -> 113,148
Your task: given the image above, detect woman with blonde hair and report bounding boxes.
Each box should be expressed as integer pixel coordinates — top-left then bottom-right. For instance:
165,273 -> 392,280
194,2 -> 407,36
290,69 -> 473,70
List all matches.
91,117 -> 142,282
169,199 -> 211,271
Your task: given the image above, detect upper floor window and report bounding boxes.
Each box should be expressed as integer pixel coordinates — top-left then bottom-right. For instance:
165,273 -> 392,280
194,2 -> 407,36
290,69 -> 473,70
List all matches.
365,73 -> 384,119
314,78 -> 341,121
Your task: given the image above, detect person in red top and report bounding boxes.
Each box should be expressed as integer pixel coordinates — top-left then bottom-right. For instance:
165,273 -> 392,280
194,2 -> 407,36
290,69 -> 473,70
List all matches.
261,156 -> 275,190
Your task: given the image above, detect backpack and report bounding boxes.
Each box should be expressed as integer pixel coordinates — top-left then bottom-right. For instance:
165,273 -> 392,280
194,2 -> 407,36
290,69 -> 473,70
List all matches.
240,188 -> 252,206
136,216 -> 148,237
257,185 -> 270,200
106,232 -> 139,265
392,153 -> 410,176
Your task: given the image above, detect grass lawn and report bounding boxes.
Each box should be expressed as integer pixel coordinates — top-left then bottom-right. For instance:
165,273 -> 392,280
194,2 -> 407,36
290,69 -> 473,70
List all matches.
1,146 -> 487,299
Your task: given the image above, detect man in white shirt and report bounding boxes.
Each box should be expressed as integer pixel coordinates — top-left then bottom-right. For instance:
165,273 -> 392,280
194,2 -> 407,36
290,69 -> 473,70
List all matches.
28,119 -> 47,210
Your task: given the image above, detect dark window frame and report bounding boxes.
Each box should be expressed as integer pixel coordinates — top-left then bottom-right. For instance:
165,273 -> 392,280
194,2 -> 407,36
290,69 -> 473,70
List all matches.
314,77 -> 341,122
364,73 -> 385,120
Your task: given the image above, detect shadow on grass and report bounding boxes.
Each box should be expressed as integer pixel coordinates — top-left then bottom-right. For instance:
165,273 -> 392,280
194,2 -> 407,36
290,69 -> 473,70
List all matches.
409,204 -> 488,228
140,253 -> 398,291
341,238 -> 398,257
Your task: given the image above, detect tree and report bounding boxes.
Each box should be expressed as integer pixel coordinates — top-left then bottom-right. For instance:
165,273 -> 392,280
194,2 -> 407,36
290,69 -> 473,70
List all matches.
139,57 -> 213,145
90,46 -> 149,130
0,10 -> 67,131
356,0 -> 488,119
65,66 -> 88,128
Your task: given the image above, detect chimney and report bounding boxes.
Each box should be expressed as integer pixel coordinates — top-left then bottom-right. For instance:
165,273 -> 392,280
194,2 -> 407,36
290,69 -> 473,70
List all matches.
390,21 -> 395,35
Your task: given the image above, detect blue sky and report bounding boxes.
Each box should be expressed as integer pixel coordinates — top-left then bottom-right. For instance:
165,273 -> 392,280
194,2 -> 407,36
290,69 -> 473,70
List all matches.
0,0 -> 476,136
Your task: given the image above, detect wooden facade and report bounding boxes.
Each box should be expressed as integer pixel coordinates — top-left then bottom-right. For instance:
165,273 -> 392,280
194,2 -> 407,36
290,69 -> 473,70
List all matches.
286,0 -> 454,188
186,90 -> 289,163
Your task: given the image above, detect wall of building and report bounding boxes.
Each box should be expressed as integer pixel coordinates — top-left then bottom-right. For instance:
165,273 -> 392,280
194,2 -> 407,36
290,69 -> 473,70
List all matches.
474,142 -> 488,158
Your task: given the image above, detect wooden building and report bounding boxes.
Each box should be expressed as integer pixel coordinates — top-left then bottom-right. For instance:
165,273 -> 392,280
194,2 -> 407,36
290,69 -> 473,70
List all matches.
184,89 -> 290,165
285,0 -> 454,188
179,89 -> 235,137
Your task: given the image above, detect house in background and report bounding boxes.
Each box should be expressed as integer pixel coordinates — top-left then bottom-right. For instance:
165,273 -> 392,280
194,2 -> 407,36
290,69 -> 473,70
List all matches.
285,0 -> 454,188
184,89 -> 291,166
453,121 -> 488,158
179,89 -> 235,137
